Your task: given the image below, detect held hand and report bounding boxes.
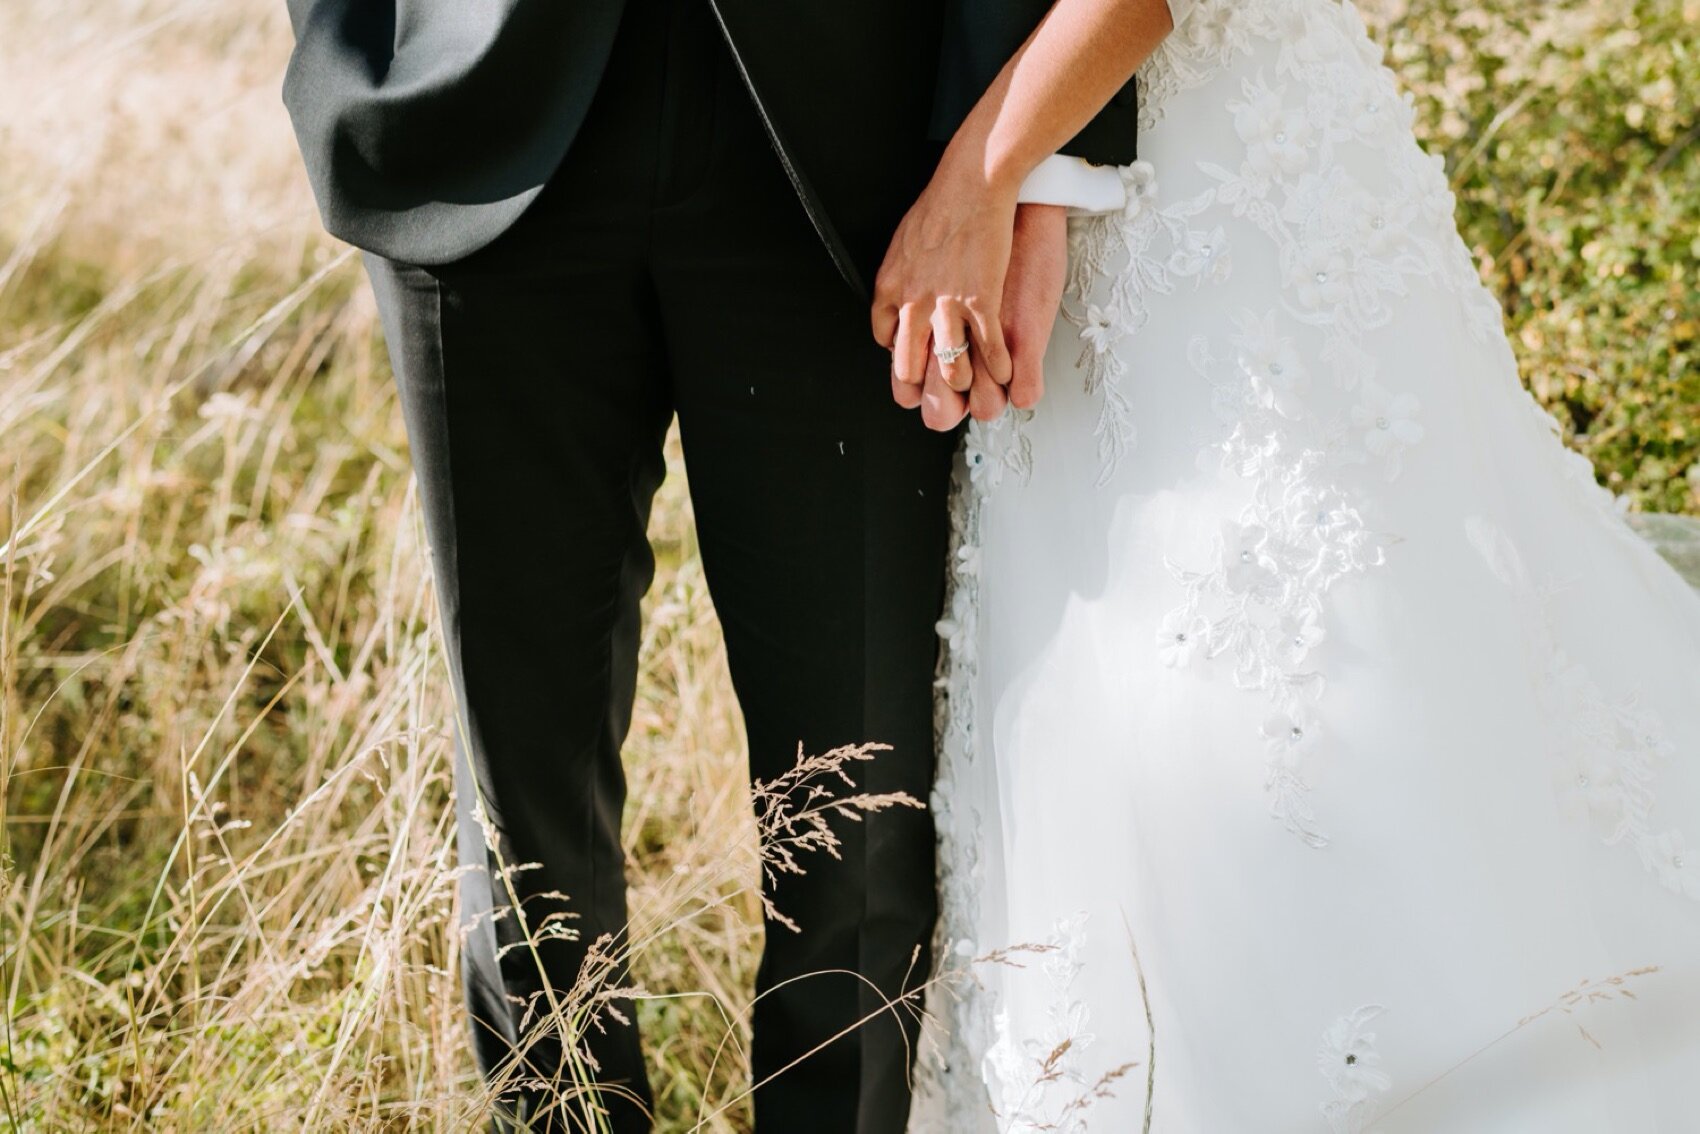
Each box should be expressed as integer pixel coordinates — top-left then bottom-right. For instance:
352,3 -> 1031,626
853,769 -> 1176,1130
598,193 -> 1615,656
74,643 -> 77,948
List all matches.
1001,203 -> 1069,411
888,339 -> 1011,430
884,202 -> 1069,430
871,163 -> 1018,425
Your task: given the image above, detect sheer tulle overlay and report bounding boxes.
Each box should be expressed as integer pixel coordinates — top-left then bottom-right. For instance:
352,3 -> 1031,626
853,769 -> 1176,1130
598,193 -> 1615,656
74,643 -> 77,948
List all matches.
908,1 -> 1700,1130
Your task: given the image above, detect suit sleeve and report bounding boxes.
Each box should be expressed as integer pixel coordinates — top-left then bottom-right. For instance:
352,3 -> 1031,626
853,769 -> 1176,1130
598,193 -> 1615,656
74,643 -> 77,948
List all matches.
928,0 -> 1139,167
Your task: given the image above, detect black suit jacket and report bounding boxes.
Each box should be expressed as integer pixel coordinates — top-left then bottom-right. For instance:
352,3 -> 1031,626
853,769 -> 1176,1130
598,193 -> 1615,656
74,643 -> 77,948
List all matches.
282,0 -> 1137,294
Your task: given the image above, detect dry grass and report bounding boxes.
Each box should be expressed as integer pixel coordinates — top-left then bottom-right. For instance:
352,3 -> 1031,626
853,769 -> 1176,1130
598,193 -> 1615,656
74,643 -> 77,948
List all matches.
0,2 -> 777,1128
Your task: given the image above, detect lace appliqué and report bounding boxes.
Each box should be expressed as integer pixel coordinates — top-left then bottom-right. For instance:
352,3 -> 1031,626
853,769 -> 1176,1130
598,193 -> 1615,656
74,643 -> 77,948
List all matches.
1060,157 -> 1232,482
1139,0 -> 1529,843
1318,1005 -> 1393,1133
1466,516 -> 1697,902
912,413 -> 1037,1131
982,914 -> 1108,1134
915,421 -> 1110,1128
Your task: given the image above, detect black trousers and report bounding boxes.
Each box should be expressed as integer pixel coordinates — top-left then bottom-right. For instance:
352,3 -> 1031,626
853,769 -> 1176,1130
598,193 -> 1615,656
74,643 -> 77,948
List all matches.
362,0 -> 956,1128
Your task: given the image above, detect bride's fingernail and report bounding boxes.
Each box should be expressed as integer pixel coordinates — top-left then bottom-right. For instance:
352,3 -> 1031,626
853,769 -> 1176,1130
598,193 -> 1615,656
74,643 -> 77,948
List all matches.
922,392 -> 942,414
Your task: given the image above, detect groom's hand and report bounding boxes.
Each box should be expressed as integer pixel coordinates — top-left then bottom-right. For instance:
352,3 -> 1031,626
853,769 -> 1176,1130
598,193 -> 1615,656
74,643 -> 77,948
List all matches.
1001,203 -> 1068,411
871,165 -> 1017,431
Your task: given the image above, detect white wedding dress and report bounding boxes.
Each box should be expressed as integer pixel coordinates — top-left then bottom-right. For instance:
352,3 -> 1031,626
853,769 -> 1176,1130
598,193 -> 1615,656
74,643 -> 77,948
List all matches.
907,0 -> 1700,1130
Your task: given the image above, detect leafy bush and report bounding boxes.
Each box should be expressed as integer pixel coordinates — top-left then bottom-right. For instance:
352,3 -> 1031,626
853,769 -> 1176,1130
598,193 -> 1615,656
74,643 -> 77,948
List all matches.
1372,0 -> 1700,513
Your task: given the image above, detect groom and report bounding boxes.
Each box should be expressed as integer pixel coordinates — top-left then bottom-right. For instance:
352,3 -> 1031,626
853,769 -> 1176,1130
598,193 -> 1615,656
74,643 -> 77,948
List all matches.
282,0 -> 1135,1128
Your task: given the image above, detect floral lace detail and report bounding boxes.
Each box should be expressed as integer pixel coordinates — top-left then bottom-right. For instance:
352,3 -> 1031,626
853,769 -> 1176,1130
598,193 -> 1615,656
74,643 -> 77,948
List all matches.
1466,516 -> 1696,902
915,415 -> 1112,1128
1115,0 -> 1547,843
1142,0 -> 1669,853
910,414 -> 1021,1132
1139,0 -> 1267,138
982,914 -> 1106,1134
1318,1005 -> 1393,1133
1164,317 -> 1400,844
1059,159 -> 1227,481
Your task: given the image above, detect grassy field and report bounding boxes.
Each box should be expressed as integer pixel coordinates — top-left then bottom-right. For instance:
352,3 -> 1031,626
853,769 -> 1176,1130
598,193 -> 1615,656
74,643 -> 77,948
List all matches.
0,0 -> 1695,1130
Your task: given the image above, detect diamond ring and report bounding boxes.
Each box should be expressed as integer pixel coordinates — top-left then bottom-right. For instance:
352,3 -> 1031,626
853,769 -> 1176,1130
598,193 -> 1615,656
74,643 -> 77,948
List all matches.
933,341 -> 970,365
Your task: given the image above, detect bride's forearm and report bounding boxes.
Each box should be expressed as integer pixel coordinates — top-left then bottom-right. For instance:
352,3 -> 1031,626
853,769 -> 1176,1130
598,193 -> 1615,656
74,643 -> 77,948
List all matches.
871,0 -> 1175,425
939,0 -> 1176,198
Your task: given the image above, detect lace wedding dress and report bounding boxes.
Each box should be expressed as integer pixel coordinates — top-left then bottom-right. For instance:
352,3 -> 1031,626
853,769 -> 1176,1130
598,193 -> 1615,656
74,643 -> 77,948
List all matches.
908,1 -> 1700,1129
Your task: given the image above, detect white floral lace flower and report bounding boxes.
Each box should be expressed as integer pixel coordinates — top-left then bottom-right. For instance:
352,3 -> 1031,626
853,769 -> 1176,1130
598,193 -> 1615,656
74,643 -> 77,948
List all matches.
936,600 -> 975,656
1080,303 -> 1121,355
1181,0 -> 1242,55
1262,710 -> 1319,765
1234,84 -> 1313,179
1158,610 -> 1209,668
963,427 -> 1005,490
1169,224 -> 1231,282
955,541 -> 981,579
1318,1005 -> 1393,1102
1555,745 -> 1629,836
1222,521 -> 1278,594
1120,160 -> 1159,218
1284,484 -> 1358,547
928,785 -> 952,822
1271,5 -> 1329,67
1281,167 -> 1359,241
1291,246 -> 1350,310
1352,383 -> 1424,477
1236,311 -> 1310,418
1349,191 -> 1413,258
1277,611 -> 1327,667
1639,830 -> 1700,900
1607,700 -> 1678,763
1340,85 -> 1402,142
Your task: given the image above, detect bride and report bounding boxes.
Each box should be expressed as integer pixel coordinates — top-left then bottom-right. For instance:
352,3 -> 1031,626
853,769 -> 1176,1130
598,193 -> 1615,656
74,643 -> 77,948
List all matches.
874,0 -> 1700,1129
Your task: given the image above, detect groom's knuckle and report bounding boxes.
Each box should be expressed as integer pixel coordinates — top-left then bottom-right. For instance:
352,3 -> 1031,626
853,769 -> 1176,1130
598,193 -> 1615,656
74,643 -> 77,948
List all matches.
1012,375 -> 1043,410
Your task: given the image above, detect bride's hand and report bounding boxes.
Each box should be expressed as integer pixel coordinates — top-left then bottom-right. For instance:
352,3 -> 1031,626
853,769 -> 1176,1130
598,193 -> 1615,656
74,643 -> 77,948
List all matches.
871,162 -> 1018,430
872,0 -> 1174,428
883,202 -> 1068,428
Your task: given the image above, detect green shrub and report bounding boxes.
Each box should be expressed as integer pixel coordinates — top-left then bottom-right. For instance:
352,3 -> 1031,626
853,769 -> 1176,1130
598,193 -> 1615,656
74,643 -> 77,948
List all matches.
1378,0 -> 1700,513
